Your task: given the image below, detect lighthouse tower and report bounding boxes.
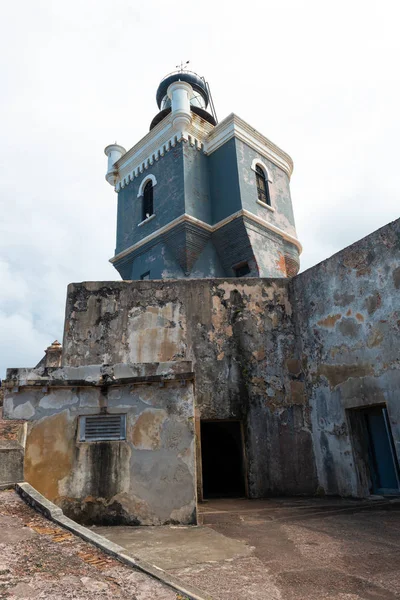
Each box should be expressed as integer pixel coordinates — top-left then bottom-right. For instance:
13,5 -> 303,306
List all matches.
105,70 -> 301,280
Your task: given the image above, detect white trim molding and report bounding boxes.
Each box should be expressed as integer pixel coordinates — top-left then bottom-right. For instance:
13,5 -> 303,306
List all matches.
108,112 -> 293,192
110,210 -> 302,264
138,213 -> 156,227
251,158 -> 273,183
113,112 -> 213,192
137,174 -> 157,197
205,114 -> 293,179
257,199 -> 275,212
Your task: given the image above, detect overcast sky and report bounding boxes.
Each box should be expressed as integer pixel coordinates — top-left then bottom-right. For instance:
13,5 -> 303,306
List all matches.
1,0 -> 399,377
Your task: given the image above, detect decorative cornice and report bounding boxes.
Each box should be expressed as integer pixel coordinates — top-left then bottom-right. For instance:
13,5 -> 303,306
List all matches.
4,362 -> 194,389
113,113 -> 214,192
110,210 -> 302,265
204,114 -> 294,179
111,112 -> 293,191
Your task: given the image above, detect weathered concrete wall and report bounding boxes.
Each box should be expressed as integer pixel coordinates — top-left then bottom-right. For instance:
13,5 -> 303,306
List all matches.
0,441 -> 24,485
5,222 -> 398,505
292,218 -> 400,496
0,405 -> 25,485
4,362 -> 196,525
62,279 -> 318,498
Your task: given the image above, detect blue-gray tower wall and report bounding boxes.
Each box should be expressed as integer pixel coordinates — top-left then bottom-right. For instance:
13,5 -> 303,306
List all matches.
235,139 -> 297,234
115,145 -> 185,255
183,143 -> 212,224
113,136 -> 300,280
208,138 -> 242,224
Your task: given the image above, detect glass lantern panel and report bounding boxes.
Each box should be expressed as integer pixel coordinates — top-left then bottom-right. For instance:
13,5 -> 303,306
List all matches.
160,95 -> 171,110
189,91 -> 206,108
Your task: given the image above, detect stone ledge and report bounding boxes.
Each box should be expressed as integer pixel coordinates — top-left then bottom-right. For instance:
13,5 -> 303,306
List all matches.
16,482 -> 213,600
4,361 -> 194,389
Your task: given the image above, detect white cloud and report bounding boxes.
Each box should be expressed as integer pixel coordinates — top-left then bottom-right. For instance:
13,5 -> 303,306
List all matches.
1,0 -> 399,376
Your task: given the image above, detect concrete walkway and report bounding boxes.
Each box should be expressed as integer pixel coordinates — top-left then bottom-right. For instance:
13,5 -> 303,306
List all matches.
96,497 -> 400,600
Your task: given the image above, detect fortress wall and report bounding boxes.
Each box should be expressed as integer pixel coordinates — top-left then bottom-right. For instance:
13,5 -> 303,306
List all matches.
292,218 -> 400,496
63,278 -> 317,498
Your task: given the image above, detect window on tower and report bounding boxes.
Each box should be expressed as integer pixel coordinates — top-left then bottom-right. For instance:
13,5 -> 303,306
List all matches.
142,181 -> 154,221
255,165 -> 271,206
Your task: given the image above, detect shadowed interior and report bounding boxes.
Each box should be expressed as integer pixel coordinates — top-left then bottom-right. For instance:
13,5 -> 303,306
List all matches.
201,420 -> 246,499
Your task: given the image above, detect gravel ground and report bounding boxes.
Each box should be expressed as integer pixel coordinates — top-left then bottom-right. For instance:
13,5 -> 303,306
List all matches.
0,489 -> 178,600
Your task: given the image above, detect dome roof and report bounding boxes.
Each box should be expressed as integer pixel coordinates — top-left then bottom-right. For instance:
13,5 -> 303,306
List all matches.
156,71 -> 209,109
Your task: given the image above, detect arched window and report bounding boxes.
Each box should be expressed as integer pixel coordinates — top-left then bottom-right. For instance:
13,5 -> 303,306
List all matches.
142,181 -> 154,220
255,165 -> 271,206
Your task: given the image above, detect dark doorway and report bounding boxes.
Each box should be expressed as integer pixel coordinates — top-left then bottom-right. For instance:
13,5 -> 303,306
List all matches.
351,406 -> 400,495
201,420 -> 246,499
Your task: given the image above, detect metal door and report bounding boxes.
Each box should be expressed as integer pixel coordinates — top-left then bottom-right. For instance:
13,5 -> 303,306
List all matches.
365,406 -> 400,495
